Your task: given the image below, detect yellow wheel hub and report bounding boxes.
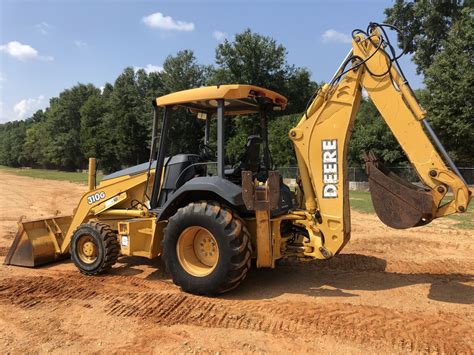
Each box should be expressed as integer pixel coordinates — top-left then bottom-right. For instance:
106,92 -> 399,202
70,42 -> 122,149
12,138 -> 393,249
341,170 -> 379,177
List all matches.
77,235 -> 98,264
176,226 -> 219,277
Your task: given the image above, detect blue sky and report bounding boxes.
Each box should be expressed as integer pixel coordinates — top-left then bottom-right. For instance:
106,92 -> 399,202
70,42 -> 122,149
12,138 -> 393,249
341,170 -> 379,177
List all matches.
0,0 -> 422,123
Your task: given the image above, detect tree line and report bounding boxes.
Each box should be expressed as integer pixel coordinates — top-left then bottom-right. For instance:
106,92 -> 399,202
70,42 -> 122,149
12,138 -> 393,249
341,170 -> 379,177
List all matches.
0,1 -> 472,174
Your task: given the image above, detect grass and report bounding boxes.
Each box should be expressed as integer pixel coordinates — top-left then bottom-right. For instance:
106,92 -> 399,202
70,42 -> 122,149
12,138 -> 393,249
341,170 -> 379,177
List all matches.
349,191 -> 375,214
439,197 -> 474,230
349,190 -> 473,229
0,165 -> 102,185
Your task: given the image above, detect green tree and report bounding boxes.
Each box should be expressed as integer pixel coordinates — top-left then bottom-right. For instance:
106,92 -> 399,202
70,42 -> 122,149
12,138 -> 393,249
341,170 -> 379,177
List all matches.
94,83 -> 125,173
268,114 -> 300,166
161,50 -> 209,155
386,1 -> 473,166
349,98 -> 405,166
110,68 -> 151,167
212,29 -> 316,113
42,84 -> 99,170
385,0 -> 468,74
423,8 -> 473,165
80,93 -> 108,160
0,121 -> 27,166
213,29 -> 287,91
21,110 -> 48,167
211,29 -> 317,165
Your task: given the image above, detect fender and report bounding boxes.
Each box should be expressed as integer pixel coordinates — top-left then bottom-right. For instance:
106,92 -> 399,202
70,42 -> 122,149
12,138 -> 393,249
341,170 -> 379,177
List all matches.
156,176 -> 246,221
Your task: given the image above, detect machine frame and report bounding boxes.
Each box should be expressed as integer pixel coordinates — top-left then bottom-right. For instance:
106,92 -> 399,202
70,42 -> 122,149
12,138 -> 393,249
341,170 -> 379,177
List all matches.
5,24 -> 472,295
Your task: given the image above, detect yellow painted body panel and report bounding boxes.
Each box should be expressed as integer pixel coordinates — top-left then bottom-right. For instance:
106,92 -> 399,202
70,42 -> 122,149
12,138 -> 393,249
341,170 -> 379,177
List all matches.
156,84 -> 287,113
290,71 -> 362,258
290,30 -> 472,259
58,170 -> 155,253
255,209 -> 273,268
117,218 -> 163,259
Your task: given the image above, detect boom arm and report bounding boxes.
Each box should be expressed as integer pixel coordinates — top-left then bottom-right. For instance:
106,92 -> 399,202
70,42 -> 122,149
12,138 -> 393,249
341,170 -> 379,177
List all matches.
290,25 -> 472,260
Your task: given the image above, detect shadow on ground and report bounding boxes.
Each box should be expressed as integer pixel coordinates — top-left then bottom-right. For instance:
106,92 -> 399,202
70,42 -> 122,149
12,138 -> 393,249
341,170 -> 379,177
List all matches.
2,252 -> 471,305
110,253 -> 473,305
224,254 -> 474,304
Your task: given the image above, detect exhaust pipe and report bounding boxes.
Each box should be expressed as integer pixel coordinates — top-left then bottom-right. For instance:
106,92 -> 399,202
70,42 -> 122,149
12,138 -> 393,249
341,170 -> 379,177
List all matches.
88,157 -> 97,191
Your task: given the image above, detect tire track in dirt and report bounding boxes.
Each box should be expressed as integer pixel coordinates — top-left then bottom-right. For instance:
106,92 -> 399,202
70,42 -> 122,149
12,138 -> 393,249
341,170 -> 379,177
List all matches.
51,270 -> 172,291
0,275 -> 471,353
0,274 -> 173,310
79,289 -> 474,353
0,276 -> 102,308
104,292 -> 472,353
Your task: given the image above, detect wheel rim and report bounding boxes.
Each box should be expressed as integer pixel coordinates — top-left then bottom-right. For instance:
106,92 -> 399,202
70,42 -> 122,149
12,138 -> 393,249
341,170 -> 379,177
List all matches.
176,226 -> 219,277
76,235 -> 98,264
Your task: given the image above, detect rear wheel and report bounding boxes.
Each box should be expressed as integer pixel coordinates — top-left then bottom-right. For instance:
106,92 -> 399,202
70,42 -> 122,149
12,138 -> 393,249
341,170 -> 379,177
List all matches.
163,201 -> 252,295
71,222 -> 119,275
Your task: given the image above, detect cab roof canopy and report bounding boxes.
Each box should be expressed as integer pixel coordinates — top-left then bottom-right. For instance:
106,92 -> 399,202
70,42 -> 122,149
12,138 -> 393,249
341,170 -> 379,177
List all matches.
155,84 -> 287,116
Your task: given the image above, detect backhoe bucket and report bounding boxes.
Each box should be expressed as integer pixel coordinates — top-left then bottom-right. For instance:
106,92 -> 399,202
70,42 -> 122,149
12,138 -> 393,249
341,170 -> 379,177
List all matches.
364,152 -> 434,229
4,215 -> 72,267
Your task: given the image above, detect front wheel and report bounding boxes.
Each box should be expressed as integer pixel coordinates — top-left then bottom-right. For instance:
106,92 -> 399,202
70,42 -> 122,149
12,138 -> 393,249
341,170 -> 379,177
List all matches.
70,222 -> 119,275
163,201 -> 252,295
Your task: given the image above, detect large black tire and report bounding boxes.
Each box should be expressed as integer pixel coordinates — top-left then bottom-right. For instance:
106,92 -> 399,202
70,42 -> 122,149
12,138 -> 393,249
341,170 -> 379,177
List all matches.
163,201 -> 252,295
70,222 -> 119,275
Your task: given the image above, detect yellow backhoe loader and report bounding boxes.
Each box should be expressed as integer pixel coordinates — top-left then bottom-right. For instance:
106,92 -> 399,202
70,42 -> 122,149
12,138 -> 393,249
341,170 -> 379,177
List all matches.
5,23 -> 472,295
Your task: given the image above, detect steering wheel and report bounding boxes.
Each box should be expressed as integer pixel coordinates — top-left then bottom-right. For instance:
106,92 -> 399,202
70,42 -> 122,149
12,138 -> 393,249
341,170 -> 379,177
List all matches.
199,143 -> 217,161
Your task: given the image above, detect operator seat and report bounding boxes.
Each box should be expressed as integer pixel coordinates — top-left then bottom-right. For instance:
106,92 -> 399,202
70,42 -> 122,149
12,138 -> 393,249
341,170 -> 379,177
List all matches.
238,135 -> 262,172
225,135 -> 262,182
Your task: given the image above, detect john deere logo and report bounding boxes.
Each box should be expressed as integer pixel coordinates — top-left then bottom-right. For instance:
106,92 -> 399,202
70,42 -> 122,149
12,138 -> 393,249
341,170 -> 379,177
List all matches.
322,139 -> 338,198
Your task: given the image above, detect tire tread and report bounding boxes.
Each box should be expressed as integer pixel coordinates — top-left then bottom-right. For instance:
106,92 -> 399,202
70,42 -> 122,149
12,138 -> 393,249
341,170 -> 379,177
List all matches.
71,222 -> 119,276
163,201 -> 252,295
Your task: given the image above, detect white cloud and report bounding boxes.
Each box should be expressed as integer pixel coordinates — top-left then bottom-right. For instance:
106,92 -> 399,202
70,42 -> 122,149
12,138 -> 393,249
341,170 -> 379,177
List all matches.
36,22 -> 52,35
142,12 -> 195,31
1,41 -> 38,60
322,29 -> 352,44
134,64 -> 163,74
213,31 -> 227,41
0,41 -> 54,61
74,40 -> 87,48
0,72 -> 4,89
13,95 -> 46,119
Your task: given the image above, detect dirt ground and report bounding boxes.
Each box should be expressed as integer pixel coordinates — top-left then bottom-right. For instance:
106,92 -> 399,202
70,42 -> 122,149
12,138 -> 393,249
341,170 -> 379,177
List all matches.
0,171 -> 472,354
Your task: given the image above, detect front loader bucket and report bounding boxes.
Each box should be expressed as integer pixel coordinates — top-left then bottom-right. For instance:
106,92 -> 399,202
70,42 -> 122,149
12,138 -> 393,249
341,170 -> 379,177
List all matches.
4,215 -> 73,267
364,152 -> 434,229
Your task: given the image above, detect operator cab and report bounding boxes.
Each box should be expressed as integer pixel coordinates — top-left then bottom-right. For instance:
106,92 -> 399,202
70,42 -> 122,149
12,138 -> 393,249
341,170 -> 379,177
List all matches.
148,85 -> 292,215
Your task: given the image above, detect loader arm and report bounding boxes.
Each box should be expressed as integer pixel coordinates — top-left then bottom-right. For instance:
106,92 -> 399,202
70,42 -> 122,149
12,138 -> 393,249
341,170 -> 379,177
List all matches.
290,25 -> 472,259
5,169 -> 153,266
